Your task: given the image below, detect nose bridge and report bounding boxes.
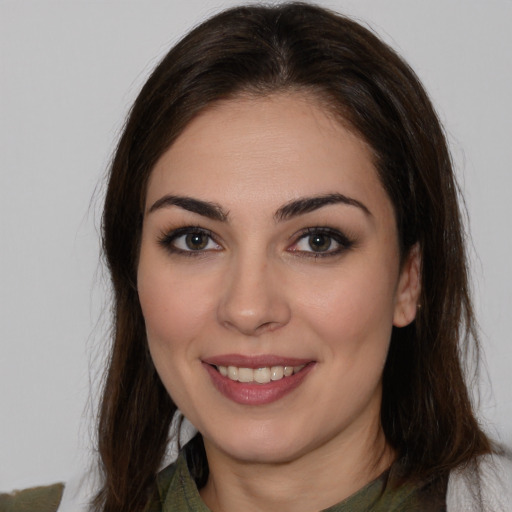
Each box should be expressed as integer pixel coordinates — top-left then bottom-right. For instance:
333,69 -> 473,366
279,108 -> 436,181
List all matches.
217,245 -> 290,335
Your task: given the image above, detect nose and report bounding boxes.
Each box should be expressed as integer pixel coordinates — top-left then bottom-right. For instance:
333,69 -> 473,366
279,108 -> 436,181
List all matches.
217,254 -> 291,336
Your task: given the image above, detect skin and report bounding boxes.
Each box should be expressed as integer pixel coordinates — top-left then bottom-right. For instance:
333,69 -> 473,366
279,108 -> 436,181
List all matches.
137,93 -> 421,512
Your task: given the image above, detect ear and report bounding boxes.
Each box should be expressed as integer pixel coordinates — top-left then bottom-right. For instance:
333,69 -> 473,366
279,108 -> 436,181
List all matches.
393,243 -> 421,327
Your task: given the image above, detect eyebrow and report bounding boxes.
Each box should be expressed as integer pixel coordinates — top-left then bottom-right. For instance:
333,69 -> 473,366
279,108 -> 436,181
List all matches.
148,195 -> 229,222
147,192 -> 370,223
274,193 -> 372,222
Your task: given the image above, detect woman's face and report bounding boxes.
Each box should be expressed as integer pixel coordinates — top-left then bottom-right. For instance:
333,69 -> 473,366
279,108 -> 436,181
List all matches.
137,93 -> 419,465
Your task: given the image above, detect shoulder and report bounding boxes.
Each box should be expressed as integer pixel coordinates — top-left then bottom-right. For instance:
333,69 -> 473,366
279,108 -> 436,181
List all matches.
447,448 -> 512,512
0,483 -> 64,512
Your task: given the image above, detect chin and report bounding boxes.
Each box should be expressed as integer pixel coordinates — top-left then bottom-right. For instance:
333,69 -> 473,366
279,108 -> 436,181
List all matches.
202,421 -> 316,465
218,441 -> 302,464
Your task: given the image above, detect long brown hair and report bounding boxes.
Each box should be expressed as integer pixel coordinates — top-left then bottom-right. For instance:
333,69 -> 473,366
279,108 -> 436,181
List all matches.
97,3 -> 491,510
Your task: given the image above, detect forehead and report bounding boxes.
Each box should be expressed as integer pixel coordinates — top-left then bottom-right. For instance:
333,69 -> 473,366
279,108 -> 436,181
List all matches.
146,93 -> 391,220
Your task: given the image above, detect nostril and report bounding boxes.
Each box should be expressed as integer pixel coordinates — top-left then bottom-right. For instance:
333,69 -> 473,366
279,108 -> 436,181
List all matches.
255,321 -> 283,334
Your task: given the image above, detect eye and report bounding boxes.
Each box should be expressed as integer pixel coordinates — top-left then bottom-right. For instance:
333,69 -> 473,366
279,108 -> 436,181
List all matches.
175,232 -> 216,251
289,228 -> 353,257
158,227 -> 222,254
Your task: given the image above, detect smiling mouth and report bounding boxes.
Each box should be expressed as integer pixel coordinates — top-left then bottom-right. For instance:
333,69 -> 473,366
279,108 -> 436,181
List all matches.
204,359 -> 315,405
213,364 -> 306,384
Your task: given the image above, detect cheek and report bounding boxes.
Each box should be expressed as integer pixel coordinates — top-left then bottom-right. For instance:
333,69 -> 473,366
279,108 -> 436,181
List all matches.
290,258 -> 399,396
297,260 -> 398,339
137,233 -> 210,360
137,255 -> 217,409
297,264 -> 398,413
138,265 -> 214,355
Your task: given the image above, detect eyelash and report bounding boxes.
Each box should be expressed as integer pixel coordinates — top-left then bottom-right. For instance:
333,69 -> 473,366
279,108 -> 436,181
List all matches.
158,226 -> 221,257
157,226 -> 354,258
289,227 -> 354,258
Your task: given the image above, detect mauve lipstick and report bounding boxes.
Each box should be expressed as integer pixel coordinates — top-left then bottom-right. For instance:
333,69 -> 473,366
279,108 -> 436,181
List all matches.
202,355 -> 315,405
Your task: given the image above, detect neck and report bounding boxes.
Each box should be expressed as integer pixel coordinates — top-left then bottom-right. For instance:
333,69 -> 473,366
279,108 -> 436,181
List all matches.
199,419 -> 394,512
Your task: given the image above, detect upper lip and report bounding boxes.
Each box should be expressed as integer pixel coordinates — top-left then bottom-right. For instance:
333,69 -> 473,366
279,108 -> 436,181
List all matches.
202,354 -> 313,369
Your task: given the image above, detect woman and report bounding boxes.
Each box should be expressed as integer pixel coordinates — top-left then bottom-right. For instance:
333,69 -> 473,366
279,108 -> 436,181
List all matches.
1,3 -> 510,511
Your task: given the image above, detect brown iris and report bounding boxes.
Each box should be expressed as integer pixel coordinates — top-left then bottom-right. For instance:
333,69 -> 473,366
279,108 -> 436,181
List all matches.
186,232 -> 209,250
308,234 -> 332,252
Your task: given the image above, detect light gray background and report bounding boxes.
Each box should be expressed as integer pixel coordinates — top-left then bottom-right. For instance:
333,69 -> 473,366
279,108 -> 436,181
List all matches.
1,0 -> 511,490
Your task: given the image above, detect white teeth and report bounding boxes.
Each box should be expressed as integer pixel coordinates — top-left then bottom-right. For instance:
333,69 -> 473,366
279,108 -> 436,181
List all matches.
254,367 -> 271,384
216,364 -> 306,384
227,366 -> 238,380
237,367 -> 253,382
270,366 -> 284,381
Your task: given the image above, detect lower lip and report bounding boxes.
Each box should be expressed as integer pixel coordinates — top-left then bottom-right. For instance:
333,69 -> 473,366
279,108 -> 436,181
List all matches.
203,363 -> 315,405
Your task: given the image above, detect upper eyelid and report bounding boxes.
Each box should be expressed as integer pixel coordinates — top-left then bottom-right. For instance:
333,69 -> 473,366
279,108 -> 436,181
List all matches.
160,225 -> 213,237
159,226 -> 218,244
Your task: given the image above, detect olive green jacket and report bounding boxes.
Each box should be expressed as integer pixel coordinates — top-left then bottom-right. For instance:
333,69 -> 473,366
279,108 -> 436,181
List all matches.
0,483 -> 64,512
2,450 -> 512,511
0,453 -> 447,512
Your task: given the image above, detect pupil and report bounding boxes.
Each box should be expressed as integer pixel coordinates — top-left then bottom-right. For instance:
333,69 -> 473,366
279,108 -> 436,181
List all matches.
186,233 -> 207,250
309,234 -> 331,252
